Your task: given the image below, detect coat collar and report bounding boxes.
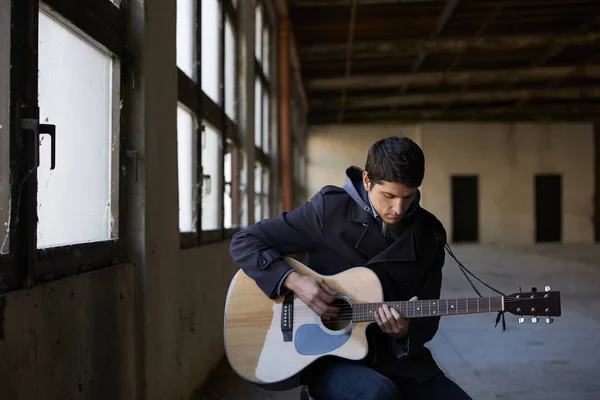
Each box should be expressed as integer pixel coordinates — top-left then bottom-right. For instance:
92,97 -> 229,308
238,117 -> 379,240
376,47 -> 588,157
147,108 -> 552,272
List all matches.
348,200 -> 418,263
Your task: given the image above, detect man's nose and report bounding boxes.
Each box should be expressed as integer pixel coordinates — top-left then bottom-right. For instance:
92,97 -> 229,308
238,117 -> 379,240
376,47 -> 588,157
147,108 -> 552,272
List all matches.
394,200 -> 403,214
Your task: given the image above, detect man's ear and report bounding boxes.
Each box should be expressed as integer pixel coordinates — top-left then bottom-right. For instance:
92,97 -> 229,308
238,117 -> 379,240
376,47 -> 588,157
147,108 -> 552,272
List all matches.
362,170 -> 370,190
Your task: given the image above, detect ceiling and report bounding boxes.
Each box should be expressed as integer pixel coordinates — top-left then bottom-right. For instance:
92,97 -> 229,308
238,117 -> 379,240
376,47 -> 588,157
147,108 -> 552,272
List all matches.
288,0 -> 600,124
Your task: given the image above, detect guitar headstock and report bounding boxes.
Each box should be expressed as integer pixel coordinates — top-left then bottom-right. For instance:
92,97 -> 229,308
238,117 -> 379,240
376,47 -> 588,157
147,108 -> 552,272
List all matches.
504,286 -> 561,324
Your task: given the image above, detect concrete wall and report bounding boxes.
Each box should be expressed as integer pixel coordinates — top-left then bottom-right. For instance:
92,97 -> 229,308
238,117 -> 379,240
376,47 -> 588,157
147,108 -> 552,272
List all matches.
0,0 -> 244,399
307,122 -> 595,244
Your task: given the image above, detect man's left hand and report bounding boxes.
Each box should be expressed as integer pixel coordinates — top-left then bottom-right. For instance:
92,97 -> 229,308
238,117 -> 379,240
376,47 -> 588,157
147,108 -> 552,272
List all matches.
375,296 -> 418,338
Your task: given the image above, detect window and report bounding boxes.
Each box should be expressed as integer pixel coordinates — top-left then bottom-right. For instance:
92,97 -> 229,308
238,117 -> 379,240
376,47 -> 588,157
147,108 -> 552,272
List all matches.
176,0 -> 242,246
201,122 -> 223,231
202,0 -> 220,104
1,0 -> 125,291
254,1 -> 273,222
177,0 -> 195,80
177,104 -> 197,233
38,11 -> 119,248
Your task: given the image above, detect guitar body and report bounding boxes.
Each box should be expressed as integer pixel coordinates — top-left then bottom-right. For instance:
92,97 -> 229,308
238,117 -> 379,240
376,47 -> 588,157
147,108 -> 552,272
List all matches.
224,258 -> 383,390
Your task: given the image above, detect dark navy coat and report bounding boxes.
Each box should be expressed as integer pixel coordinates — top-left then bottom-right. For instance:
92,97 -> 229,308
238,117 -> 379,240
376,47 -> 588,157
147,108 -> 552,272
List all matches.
229,167 -> 448,383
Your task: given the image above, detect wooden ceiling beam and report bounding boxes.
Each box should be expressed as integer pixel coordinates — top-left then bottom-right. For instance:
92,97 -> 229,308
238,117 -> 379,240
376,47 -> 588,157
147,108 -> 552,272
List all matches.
310,86 -> 600,109
290,0 -> 441,6
308,103 -> 600,123
306,65 -> 600,91
300,32 -> 600,61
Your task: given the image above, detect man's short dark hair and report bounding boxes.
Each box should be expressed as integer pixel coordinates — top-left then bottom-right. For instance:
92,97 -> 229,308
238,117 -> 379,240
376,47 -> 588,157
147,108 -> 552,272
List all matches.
364,135 -> 425,188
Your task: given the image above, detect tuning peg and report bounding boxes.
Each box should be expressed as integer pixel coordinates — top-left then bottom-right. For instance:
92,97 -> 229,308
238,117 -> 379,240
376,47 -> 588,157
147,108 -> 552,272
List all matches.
546,317 -> 554,324
531,317 -> 539,324
518,317 -> 525,324
531,287 -> 537,293
545,286 -> 551,292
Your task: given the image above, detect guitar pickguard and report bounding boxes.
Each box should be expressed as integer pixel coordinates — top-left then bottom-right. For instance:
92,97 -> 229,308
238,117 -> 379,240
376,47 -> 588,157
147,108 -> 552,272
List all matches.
294,324 -> 352,355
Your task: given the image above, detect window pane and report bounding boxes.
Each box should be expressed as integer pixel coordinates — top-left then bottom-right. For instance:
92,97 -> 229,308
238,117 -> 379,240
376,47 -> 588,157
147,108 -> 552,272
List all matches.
262,26 -> 270,77
254,79 -> 262,148
177,0 -> 195,80
37,11 -> 117,248
0,7 -> 9,254
224,141 -> 239,230
263,168 -> 270,219
240,149 -> 248,227
224,146 -> 232,229
225,17 -> 236,121
202,0 -> 220,103
177,104 -> 197,232
202,122 -> 222,230
255,5 -> 262,62
254,162 -> 262,223
262,91 -> 269,153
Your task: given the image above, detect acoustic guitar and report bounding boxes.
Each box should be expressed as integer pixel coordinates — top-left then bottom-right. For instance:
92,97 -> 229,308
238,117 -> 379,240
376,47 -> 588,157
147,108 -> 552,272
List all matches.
223,257 -> 561,390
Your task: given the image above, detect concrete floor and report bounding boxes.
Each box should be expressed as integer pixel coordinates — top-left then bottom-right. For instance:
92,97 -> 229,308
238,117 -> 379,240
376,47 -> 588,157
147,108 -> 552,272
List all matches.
193,244 -> 600,400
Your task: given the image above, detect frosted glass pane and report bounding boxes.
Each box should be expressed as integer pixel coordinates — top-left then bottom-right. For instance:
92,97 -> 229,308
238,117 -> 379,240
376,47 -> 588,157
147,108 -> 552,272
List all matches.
255,6 -> 262,62
202,123 -> 222,230
263,27 -> 270,77
262,92 -> 269,153
263,169 -> 270,219
177,104 -> 197,232
177,0 -> 195,80
254,163 -> 262,222
0,7 -> 9,254
225,17 -> 236,121
254,79 -> 262,148
224,149 -> 232,228
202,0 -> 220,103
38,11 -> 117,248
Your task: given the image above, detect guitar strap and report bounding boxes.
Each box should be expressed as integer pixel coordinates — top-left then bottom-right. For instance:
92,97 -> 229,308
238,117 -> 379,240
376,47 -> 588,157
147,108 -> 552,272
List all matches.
444,242 -> 508,331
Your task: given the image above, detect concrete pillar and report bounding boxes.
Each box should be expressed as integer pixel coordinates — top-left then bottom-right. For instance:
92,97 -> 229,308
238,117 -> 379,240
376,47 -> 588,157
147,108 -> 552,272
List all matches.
278,17 -> 293,211
237,0 -> 256,226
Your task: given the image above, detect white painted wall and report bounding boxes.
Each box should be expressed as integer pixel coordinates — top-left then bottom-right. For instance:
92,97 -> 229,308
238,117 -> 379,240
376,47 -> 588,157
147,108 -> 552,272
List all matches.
307,122 -> 595,245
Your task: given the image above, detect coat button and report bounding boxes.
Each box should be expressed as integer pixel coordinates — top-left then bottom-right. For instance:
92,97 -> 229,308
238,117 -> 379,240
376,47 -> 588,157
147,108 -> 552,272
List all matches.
258,258 -> 267,267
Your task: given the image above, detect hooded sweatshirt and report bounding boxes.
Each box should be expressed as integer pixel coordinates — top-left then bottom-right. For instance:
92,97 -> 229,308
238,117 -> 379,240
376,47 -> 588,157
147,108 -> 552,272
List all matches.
342,165 -> 421,243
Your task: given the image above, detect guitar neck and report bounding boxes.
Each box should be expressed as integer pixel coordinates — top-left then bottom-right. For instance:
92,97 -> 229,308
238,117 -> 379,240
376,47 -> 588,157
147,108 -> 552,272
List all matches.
352,297 -> 504,322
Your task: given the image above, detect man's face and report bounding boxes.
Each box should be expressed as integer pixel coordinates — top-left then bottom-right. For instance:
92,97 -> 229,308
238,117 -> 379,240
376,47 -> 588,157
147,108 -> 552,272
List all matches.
362,171 -> 418,224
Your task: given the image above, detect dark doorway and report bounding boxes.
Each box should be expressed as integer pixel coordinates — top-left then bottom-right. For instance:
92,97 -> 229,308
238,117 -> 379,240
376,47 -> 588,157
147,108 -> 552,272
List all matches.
535,175 -> 562,242
451,175 -> 478,242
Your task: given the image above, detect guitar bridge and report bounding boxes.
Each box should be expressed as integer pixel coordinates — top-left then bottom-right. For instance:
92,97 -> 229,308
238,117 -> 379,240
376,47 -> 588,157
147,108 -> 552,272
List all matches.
281,292 -> 294,342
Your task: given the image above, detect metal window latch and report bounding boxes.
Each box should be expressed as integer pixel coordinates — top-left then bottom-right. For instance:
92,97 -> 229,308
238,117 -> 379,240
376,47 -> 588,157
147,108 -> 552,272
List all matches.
202,174 -> 211,196
20,118 -> 56,170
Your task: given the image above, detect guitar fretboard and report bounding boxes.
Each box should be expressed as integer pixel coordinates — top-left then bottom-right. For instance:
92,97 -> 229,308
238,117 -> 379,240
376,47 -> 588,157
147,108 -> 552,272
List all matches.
352,297 -> 504,322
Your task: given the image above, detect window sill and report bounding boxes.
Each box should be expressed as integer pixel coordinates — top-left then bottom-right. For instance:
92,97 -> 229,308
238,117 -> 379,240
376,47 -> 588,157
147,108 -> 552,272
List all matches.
37,239 -> 125,284
179,228 -> 240,249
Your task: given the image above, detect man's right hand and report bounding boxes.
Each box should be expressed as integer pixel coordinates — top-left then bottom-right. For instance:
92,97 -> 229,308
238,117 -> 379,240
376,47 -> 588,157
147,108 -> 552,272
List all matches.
283,271 -> 339,318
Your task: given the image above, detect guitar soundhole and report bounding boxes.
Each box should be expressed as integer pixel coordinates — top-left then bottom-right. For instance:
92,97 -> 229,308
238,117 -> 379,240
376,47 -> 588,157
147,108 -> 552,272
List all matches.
321,298 -> 353,332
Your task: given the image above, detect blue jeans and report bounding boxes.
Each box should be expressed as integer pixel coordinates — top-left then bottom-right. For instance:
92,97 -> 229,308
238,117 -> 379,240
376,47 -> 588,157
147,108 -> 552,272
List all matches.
306,361 -> 472,400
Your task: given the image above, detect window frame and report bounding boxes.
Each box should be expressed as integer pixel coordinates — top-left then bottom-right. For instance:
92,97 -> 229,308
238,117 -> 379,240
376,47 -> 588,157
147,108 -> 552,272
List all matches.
0,0 -> 126,292
176,0 -> 242,248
